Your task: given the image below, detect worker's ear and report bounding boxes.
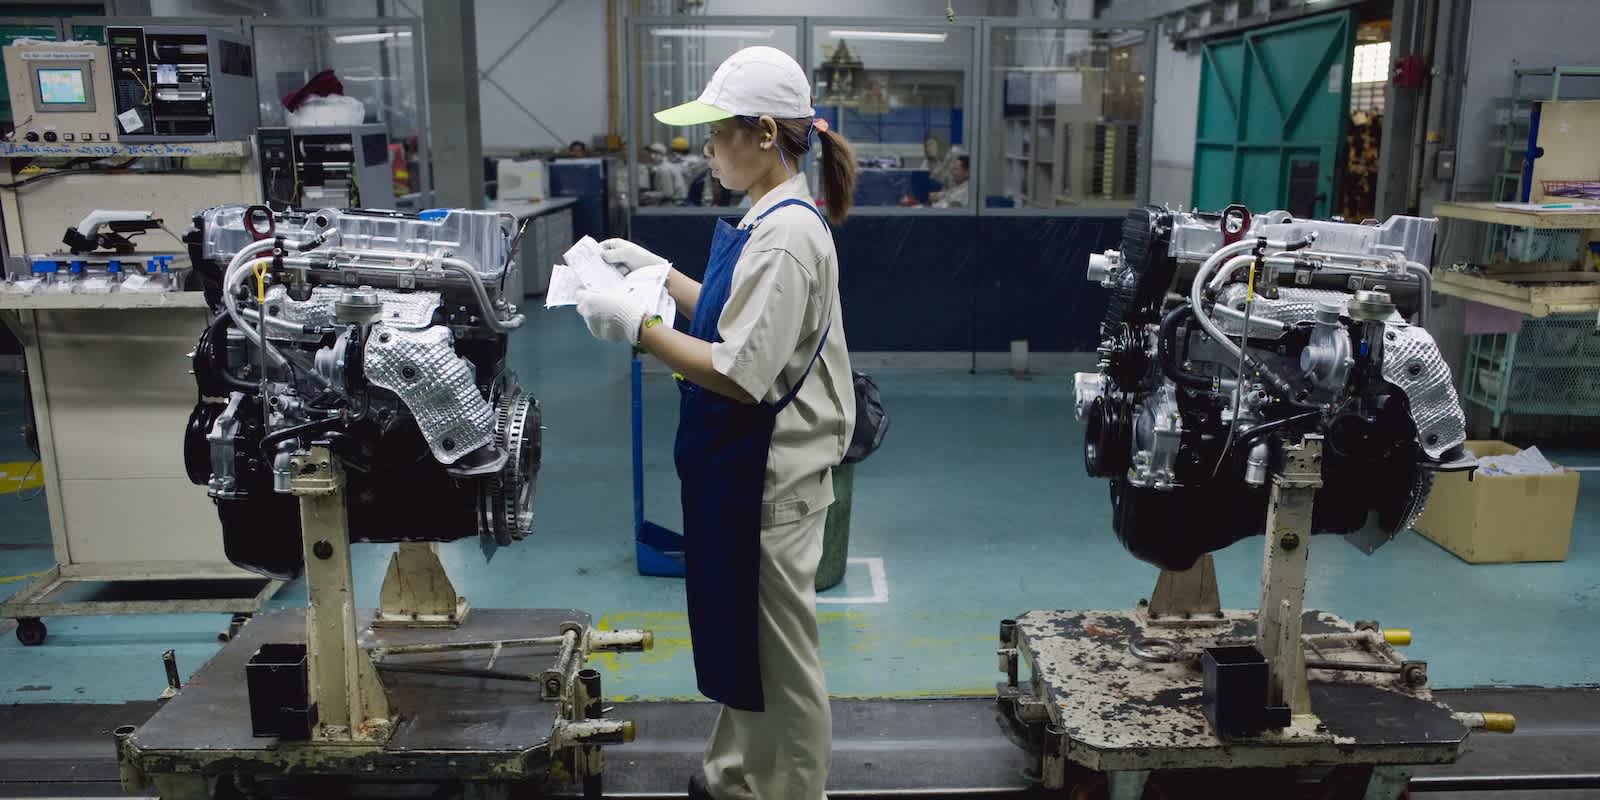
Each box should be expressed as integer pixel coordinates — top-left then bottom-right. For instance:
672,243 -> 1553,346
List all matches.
758,115 -> 777,150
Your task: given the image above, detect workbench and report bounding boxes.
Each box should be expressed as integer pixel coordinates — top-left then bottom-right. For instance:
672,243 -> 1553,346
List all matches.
0,137 -> 280,644
0,289 -> 282,645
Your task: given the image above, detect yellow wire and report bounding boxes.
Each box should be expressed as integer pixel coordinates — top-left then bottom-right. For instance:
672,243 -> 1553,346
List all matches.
1247,259 -> 1257,302
122,67 -> 153,107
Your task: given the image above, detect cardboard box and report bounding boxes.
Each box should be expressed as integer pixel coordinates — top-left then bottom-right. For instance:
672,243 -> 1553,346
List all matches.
1415,440 -> 1580,563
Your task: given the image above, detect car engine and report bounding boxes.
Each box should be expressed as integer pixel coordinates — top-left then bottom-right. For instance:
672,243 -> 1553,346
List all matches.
1076,205 -> 1469,571
182,205 -> 538,580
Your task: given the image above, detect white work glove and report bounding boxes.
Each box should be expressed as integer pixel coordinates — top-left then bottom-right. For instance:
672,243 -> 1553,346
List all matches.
598,238 -> 668,277
576,288 -> 653,346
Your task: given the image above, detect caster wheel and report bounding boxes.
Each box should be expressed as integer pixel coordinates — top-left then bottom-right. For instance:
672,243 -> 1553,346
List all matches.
16,618 -> 46,646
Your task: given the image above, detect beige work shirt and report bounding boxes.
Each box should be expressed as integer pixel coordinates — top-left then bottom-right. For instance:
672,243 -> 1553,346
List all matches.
709,173 -> 856,526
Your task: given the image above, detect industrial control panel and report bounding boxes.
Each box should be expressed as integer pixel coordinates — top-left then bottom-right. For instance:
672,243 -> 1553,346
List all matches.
3,39 -> 119,144
107,25 -> 258,142
258,124 -> 395,210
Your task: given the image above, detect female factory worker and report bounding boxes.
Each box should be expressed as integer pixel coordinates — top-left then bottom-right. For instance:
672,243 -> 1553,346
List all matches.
572,46 -> 856,800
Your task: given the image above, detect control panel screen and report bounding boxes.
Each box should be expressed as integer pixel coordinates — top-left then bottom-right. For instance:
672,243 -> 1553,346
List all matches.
36,67 -> 89,104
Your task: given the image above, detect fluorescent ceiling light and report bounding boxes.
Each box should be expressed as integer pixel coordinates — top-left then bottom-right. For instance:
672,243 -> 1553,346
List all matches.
827,30 -> 948,43
333,31 -> 412,44
649,28 -> 775,39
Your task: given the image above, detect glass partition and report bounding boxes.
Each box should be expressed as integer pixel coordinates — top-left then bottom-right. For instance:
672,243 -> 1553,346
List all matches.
251,20 -> 428,205
809,22 -> 975,208
629,19 -> 801,209
622,16 -> 1153,217
982,25 -> 1151,210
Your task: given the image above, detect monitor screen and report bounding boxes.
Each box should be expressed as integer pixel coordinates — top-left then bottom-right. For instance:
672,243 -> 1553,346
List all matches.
36,68 -> 88,105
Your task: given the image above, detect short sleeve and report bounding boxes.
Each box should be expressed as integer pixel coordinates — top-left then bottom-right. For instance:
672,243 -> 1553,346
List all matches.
710,241 -> 814,402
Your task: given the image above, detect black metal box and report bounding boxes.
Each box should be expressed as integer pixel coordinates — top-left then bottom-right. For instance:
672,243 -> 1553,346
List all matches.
1202,645 -> 1289,736
246,643 -> 316,739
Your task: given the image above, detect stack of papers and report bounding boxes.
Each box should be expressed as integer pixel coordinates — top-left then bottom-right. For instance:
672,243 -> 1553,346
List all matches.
545,236 -> 675,327
1491,202 -> 1600,212
1473,445 -> 1564,476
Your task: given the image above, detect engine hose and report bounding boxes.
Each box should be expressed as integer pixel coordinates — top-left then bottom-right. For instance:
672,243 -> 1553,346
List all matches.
258,417 -> 344,460
1158,305 -> 1212,390
1237,410 -> 1322,448
202,312 -> 259,394
1406,261 -> 1433,328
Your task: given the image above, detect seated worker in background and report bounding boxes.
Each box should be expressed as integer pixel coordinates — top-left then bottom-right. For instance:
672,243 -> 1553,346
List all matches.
566,140 -> 590,158
920,133 -> 958,185
639,142 -> 689,205
930,155 -> 969,208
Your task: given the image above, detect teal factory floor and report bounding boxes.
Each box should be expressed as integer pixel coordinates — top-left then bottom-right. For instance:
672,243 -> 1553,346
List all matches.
2,309 -> 1598,706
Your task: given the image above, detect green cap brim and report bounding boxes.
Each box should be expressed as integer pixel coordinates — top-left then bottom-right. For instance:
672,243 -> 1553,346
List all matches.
654,100 -> 732,127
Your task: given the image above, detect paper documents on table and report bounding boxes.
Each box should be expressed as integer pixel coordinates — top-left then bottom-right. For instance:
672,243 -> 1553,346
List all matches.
545,236 -> 676,327
1472,444 -> 1564,476
1491,202 -> 1600,212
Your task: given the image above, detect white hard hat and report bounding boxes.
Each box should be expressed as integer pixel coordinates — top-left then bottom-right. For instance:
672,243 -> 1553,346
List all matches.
654,46 -> 813,126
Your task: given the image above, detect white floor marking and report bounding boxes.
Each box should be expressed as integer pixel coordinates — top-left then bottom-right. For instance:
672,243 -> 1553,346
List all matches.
817,557 -> 889,605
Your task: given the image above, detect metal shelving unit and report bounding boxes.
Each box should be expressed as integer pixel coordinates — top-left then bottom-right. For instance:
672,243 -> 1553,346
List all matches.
1432,198 -> 1600,434
1484,65 -> 1600,261
1461,314 -> 1600,432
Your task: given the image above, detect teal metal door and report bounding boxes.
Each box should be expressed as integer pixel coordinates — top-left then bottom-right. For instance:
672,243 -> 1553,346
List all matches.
1191,12 -> 1353,218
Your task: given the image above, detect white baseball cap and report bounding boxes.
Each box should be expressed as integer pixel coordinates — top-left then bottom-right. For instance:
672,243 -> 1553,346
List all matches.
654,46 -> 813,126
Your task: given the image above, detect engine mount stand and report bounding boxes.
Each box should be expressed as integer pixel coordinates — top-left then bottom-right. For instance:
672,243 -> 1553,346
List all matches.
292,447 -> 392,744
114,445 -> 652,799
374,542 -> 470,628
996,434 -> 1494,800
1142,555 -> 1223,625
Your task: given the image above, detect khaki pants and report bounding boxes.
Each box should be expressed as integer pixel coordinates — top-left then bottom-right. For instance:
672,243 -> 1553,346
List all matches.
702,508 -> 831,800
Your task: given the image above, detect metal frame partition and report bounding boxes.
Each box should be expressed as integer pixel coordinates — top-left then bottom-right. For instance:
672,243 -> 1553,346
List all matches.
803,16 -> 981,220
622,15 -> 1155,225
62,14 -> 245,33
247,16 -> 432,208
975,17 -> 1156,220
624,15 -> 985,222
623,15 -> 804,223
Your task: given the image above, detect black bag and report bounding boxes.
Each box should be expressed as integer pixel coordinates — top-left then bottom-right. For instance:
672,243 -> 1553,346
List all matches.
843,371 -> 888,465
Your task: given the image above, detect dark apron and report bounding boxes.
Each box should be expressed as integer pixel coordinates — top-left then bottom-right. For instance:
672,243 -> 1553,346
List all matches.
676,197 -> 829,712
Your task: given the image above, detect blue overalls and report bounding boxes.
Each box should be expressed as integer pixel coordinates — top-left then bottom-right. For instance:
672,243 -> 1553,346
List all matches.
676,198 -> 829,712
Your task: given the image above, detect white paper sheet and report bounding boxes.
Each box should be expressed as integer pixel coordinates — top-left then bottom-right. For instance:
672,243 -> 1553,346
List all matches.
545,236 -> 676,327
117,108 -> 145,133
1473,444 -> 1564,476
546,236 -> 619,307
